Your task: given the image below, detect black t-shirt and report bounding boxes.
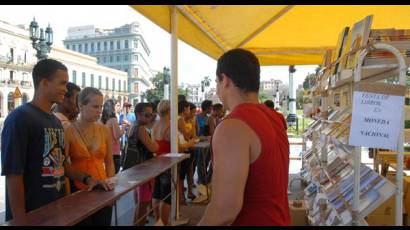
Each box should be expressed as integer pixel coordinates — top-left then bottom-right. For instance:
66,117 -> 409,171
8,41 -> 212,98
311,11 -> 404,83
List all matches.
1,103 -> 66,221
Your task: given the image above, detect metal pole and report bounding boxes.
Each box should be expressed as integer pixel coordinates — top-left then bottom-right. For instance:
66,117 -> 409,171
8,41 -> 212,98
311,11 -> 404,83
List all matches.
354,43 -> 406,226
170,5 -> 179,223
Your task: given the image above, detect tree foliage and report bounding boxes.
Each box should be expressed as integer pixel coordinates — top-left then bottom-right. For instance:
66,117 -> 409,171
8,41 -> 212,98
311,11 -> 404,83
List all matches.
142,70 -> 166,102
303,73 -> 316,90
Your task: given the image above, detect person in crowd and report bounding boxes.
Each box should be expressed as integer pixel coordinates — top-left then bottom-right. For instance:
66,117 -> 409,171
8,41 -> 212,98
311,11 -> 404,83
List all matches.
119,102 -> 136,148
53,82 -> 81,195
196,100 -> 212,137
186,102 -> 198,200
177,100 -> 197,204
126,103 -> 159,226
208,103 -> 224,136
151,100 -> 196,225
65,87 -> 116,226
195,100 -> 213,185
115,100 -> 122,119
53,82 -> 81,127
264,99 -> 275,111
1,59 -> 99,222
199,49 -> 290,226
178,94 -> 187,102
101,99 -> 126,174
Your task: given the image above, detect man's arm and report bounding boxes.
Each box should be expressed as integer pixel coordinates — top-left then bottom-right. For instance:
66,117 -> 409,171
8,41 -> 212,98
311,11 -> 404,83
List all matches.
198,119 -> 250,226
6,175 -> 26,222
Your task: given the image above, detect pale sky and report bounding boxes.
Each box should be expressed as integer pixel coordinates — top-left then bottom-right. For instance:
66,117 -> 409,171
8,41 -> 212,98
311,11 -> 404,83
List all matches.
0,5 -> 318,89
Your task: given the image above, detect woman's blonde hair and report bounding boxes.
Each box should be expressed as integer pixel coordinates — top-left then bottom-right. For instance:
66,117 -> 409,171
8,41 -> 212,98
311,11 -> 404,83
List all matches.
78,87 -> 103,105
157,100 -> 170,117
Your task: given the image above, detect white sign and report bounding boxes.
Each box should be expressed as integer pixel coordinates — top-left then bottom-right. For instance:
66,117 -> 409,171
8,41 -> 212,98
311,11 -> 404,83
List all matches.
349,90 -> 404,150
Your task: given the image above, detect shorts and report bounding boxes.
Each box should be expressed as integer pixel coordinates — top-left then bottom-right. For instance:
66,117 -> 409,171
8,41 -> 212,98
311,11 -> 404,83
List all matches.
179,150 -> 195,180
134,180 -> 154,203
152,170 -> 172,205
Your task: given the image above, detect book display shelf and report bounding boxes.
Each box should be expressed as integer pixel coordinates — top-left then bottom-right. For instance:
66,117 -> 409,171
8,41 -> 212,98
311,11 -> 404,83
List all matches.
300,15 -> 410,226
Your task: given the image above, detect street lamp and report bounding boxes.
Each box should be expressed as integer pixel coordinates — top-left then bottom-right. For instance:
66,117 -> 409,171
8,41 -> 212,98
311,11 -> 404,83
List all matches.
29,18 -> 53,60
163,67 -> 170,99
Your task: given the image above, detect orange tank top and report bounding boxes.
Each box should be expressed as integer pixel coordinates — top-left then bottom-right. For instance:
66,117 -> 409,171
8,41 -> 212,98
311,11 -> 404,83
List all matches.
68,124 -> 108,190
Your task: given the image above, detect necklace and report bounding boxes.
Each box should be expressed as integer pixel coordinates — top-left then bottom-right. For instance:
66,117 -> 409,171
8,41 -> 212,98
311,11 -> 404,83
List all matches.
76,121 -> 97,150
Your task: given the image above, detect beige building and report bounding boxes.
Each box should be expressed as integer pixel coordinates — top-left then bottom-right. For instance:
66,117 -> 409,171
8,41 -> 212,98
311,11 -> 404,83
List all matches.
0,19 -> 129,118
49,47 -> 129,105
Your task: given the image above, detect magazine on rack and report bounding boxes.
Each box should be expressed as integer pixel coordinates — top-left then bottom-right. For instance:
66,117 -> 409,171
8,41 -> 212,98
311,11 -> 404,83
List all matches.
345,15 -> 373,69
333,169 -> 377,213
334,27 -> 350,75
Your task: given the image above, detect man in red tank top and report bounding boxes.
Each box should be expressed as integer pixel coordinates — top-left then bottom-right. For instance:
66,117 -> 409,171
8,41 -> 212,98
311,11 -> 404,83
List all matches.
198,49 -> 291,226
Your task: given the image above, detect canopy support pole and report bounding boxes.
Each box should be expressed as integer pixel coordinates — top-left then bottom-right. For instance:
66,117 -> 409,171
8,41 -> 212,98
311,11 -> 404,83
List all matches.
170,4 -> 179,223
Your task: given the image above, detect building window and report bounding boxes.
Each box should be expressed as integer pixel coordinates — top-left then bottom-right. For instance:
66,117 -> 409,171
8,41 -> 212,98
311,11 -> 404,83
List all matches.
8,92 -> 14,112
10,48 -> 14,62
97,42 -> 101,52
133,54 -> 138,61
112,79 -> 115,91
110,56 -> 113,63
123,80 -> 126,92
118,79 -> 121,92
84,43 -> 88,53
91,74 -> 94,87
78,44 -> 82,52
134,39 -> 138,48
133,82 -> 139,93
117,40 -> 120,50
106,77 -> 109,90
71,44 -> 75,50
66,45 -> 69,49
104,41 -> 107,51
82,72 -> 86,87
72,70 -> 77,84
125,40 -> 129,49
124,54 -> 128,62
9,71 -> 14,81
91,43 -> 94,53
116,55 -> 120,62
103,56 -> 107,63
24,52 -> 27,63
110,41 -> 114,50
97,57 -> 100,63
98,75 -> 102,89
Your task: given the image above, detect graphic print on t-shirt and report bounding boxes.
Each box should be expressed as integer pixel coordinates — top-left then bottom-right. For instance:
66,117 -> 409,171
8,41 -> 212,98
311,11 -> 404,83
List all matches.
42,128 -> 65,191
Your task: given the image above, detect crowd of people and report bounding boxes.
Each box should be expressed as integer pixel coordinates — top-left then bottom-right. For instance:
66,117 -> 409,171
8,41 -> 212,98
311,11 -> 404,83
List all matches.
1,48 -> 291,226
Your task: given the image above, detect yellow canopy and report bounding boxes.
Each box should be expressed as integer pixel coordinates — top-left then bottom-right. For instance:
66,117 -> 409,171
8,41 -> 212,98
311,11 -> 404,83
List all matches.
131,5 -> 410,66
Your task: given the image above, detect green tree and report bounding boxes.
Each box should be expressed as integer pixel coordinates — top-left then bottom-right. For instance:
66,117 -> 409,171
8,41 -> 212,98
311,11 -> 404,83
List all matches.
178,87 -> 193,97
296,89 -> 305,109
303,73 -> 316,90
259,91 -> 268,103
141,69 -> 167,102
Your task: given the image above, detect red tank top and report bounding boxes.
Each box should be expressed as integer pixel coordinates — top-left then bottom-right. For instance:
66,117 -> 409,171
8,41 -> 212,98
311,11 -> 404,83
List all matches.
155,126 -> 171,156
222,103 -> 291,226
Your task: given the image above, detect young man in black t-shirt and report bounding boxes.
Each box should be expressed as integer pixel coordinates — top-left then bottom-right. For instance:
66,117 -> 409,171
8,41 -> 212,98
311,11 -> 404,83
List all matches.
1,59 -> 97,222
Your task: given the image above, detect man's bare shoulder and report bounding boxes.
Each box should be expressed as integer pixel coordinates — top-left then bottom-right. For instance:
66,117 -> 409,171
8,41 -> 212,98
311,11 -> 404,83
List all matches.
213,118 -> 253,146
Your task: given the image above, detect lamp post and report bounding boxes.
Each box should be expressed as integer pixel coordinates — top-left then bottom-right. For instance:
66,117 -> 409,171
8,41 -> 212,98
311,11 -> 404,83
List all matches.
274,80 -> 280,109
29,17 -> 53,61
163,67 -> 170,99
288,65 -> 297,115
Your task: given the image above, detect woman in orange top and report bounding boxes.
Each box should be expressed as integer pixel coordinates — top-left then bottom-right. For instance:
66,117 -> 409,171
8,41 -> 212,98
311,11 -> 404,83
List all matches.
65,87 -> 115,226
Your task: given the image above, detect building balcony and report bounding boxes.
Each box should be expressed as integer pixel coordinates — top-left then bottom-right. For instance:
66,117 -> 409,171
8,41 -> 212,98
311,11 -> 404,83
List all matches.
21,80 -> 33,89
7,79 -> 18,87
